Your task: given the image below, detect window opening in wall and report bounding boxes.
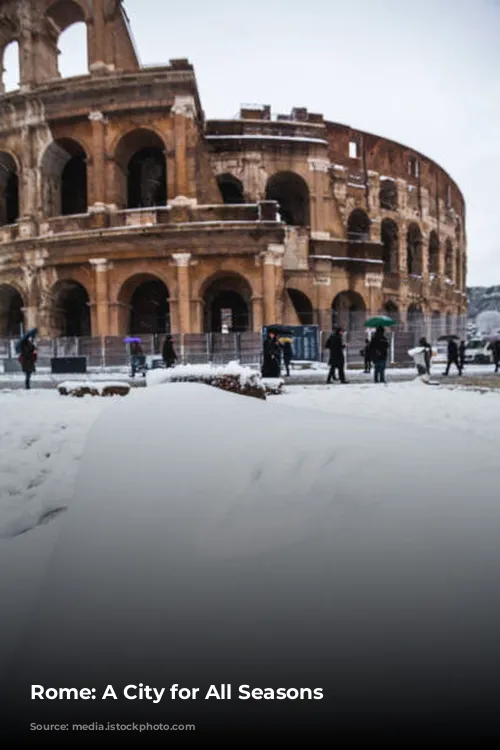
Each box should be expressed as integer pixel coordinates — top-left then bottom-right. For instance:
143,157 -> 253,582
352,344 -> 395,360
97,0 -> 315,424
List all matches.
2,41 -> 20,93
446,183 -> 452,208
408,156 -> 419,179
58,22 -> 88,78
349,141 -> 359,159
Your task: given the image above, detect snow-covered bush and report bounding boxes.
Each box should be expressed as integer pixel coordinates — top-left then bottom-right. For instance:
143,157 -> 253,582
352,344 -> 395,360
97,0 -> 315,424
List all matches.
146,361 -> 266,400
58,382 -> 130,397
262,378 -> 284,395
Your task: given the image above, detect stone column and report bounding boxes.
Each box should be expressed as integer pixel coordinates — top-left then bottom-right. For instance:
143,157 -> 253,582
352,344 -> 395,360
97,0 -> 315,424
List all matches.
261,244 -> 284,325
172,253 -> 192,334
308,158 -> 330,235
88,111 -> 107,210
251,296 -> 264,332
89,258 -> 109,337
171,96 -> 196,200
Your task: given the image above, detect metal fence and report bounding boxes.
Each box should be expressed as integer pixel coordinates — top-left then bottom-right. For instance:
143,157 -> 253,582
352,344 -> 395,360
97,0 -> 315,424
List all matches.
0,315 -> 471,371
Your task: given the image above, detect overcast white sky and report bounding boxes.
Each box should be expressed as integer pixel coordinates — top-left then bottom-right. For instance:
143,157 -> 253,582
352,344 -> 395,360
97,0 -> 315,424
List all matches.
3,0 -> 499,286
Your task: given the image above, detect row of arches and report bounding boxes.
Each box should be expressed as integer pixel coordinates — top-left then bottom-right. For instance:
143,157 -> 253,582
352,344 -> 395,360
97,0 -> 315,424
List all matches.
1,3 -> 90,93
381,219 -> 462,282
0,276 -> 459,339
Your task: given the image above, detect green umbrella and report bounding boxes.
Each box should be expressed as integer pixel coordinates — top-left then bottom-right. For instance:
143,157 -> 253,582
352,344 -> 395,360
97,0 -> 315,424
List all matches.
364,315 -> 397,328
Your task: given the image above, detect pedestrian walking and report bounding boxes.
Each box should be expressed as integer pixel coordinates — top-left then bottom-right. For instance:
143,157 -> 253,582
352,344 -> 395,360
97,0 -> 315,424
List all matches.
419,336 -> 433,376
130,340 -> 146,378
261,330 -> 281,378
488,340 -> 500,373
325,327 -> 347,384
369,326 -> 389,384
443,338 -> 462,376
19,337 -> 37,390
280,338 -> 294,377
361,336 -> 371,373
458,340 -> 466,371
162,335 -> 177,368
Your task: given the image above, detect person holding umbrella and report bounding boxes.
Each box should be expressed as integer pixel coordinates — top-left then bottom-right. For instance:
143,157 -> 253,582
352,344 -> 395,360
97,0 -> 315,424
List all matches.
369,326 -> 389,384
17,328 -> 38,390
443,337 -> 462,376
458,340 -> 466,371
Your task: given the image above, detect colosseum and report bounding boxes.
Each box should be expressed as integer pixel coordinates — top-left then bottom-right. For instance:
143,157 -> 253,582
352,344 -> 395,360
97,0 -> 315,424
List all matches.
0,0 -> 468,361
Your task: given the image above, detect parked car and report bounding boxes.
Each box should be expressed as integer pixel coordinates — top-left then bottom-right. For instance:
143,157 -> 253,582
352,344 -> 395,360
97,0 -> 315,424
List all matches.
463,339 -> 493,365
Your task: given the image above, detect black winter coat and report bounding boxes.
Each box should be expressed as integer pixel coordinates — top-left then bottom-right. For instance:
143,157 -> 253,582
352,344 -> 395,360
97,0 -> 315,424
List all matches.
369,334 -> 389,362
325,332 -> 345,365
262,337 -> 281,377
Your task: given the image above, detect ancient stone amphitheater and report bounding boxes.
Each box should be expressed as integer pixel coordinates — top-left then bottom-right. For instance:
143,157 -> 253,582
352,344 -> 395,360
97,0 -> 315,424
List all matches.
0,0 -> 467,361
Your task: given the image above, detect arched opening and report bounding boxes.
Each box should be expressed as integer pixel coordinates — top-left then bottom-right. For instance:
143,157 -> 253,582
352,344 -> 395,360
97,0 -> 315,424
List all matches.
265,172 -> 310,226
41,139 -> 87,217
431,311 -> 441,341
384,300 -> 399,322
0,284 -> 24,337
331,290 -> 366,331
347,209 -> 370,241
127,278 -> 170,335
445,239 -> 453,280
115,129 -> 167,209
407,304 -> 423,333
428,231 -> 440,275
202,274 -> 252,333
286,288 -> 314,325
0,152 -> 20,225
381,219 -> 398,273
1,41 -> 20,93
455,250 -> 461,289
51,280 -> 90,337
406,223 -> 423,275
217,174 -> 245,204
379,179 -> 398,211
46,1 -> 87,77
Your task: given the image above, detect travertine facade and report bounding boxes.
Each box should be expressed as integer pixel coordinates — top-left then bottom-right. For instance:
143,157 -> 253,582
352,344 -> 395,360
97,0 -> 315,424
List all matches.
0,0 -> 467,339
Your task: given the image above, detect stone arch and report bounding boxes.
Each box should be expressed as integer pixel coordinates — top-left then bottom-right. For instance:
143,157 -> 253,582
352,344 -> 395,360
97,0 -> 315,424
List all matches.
379,179 -> 398,211
383,299 -> 400,321
445,238 -> 453,279
331,290 -> 366,331
1,40 -> 20,93
0,152 -> 20,225
265,171 -> 310,226
406,223 -> 423,275
0,283 -> 25,337
200,272 -> 253,333
286,288 -> 314,325
49,278 -> 91,336
381,219 -> 398,273
428,231 -> 440,275
114,129 -> 167,209
46,1 -> 89,76
40,138 -> 88,217
431,310 -> 442,341
117,273 -> 171,335
347,209 -> 370,241
217,173 -> 245,204
407,303 -> 423,333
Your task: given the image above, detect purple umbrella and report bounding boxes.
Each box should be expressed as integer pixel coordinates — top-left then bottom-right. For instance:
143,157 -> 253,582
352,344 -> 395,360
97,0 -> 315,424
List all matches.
123,337 -> 142,344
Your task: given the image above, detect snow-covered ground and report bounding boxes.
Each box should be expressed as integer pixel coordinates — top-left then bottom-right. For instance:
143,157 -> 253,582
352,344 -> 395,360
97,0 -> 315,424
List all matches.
3,381 -> 500,736
1,379 -> 500,683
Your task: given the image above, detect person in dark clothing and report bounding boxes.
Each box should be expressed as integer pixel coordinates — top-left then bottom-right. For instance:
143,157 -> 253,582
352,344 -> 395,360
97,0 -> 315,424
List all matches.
261,330 -> 281,378
361,336 -> 371,373
19,338 -> 37,390
162,335 -> 177,368
325,327 -> 346,384
458,340 -> 466,371
369,327 -> 389,384
443,338 -> 462,375
487,340 -> 500,373
130,341 -> 146,377
419,336 -> 433,376
280,338 -> 294,377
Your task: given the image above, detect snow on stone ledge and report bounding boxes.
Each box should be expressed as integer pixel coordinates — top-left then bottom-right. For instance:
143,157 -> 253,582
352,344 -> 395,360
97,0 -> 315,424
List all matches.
58,381 -> 131,397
